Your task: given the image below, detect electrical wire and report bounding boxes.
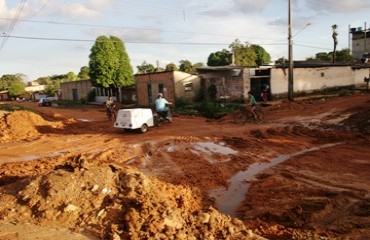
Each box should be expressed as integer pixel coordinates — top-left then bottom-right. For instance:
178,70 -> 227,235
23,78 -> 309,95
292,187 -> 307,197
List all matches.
0,17 -> 286,42
0,35 -> 287,47
0,0 -> 26,52
27,0 -> 52,19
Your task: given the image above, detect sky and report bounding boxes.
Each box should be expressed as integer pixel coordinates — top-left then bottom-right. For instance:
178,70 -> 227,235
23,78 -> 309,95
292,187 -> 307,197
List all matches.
0,0 -> 369,81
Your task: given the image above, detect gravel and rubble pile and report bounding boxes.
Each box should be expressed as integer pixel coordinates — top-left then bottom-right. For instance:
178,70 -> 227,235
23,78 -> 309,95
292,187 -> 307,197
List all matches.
0,155 -> 265,240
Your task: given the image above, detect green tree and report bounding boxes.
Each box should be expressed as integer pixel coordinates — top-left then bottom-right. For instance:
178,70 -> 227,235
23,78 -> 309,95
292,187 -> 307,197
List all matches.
229,39 -> 257,66
335,48 -> 356,63
179,60 -> 195,73
0,74 -> 26,97
89,35 -> 134,88
251,44 -> 271,66
316,52 -> 331,61
45,85 -> 56,96
35,76 -> 52,85
77,66 -> 90,79
66,71 -> 78,81
137,61 -> 155,74
155,67 -> 165,72
306,48 -> 355,63
275,57 -> 287,65
207,49 -> 232,66
193,62 -> 205,68
165,63 -> 179,71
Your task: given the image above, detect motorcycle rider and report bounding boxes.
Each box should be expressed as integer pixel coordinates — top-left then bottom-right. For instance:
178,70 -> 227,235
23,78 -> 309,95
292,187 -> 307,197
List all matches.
155,93 -> 172,122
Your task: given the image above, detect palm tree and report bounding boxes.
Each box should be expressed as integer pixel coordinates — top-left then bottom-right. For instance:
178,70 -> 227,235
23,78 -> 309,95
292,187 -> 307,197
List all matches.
332,24 -> 338,63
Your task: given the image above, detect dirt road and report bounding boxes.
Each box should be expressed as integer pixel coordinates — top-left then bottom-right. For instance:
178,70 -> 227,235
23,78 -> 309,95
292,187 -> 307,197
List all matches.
0,92 -> 369,239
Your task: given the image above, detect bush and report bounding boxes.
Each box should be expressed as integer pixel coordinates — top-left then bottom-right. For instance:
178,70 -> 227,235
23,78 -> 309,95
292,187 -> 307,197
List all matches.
196,101 -> 219,118
175,97 -> 191,109
338,89 -> 351,97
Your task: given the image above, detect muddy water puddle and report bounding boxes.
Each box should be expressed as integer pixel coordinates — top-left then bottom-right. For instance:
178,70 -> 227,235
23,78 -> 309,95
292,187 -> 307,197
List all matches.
208,143 -> 341,216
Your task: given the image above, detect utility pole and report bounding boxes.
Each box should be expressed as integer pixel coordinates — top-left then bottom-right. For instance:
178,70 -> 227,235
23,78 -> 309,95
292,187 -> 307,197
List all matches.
288,0 -> 294,101
365,22 -> 367,53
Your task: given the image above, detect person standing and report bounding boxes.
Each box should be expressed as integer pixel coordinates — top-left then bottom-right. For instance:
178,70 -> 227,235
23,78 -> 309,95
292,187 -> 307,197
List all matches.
261,84 -> 269,103
105,96 -> 114,116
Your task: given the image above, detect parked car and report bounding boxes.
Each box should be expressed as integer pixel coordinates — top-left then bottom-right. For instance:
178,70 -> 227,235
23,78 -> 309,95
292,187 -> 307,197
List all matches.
38,98 -> 52,106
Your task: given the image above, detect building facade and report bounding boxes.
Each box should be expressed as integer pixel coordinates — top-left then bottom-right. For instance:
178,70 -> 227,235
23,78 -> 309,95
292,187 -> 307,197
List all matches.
350,26 -> 370,61
135,71 -> 201,107
198,64 -> 370,102
60,79 -> 93,101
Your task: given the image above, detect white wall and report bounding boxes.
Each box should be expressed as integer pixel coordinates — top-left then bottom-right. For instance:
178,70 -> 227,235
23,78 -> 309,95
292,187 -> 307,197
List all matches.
270,66 -> 370,95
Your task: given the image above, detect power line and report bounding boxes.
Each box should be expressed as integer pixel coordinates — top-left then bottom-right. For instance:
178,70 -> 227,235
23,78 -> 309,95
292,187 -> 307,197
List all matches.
27,0 -> 52,19
0,17 -> 287,42
294,43 -> 332,51
0,35 -> 287,46
0,0 -> 26,52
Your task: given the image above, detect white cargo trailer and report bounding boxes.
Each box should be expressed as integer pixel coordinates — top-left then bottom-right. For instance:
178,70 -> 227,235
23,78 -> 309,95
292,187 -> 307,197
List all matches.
114,108 -> 154,133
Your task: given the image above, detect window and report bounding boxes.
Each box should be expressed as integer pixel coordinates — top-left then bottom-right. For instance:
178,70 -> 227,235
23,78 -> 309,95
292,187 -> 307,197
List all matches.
184,83 -> 193,91
158,83 -> 164,94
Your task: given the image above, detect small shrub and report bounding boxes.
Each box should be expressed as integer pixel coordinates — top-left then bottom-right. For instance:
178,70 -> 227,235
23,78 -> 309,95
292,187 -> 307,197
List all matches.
338,89 -> 350,97
175,97 -> 190,109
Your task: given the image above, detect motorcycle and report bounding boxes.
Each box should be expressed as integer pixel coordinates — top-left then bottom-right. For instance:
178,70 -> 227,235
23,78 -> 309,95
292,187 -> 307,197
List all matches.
154,110 -> 172,126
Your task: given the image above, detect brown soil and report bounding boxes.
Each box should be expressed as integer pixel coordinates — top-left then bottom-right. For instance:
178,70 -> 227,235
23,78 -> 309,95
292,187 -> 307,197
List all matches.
0,92 -> 369,240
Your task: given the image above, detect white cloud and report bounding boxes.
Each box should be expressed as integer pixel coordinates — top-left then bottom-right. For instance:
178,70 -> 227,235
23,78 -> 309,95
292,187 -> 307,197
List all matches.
306,0 -> 370,13
47,2 -> 101,19
85,28 -> 162,42
233,0 -> 270,13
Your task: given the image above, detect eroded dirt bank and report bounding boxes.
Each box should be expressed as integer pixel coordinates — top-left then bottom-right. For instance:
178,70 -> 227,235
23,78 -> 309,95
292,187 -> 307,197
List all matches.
0,93 -> 369,239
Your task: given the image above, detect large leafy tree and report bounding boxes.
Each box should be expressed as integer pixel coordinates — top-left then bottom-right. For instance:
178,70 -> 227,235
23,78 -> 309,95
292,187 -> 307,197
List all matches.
251,44 -> 271,66
335,48 -> 356,63
207,40 -> 270,67
179,60 -> 195,73
137,61 -> 155,74
229,39 -> 257,66
165,63 -> 179,71
77,66 -> 90,79
35,76 -> 53,85
207,49 -> 232,66
89,35 -> 134,88
193,62 -> 205,68
306,48 -> 355,63
0,74 -> 26,97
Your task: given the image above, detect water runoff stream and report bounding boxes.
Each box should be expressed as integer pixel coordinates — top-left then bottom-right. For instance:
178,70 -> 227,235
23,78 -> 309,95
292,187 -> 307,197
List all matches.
208,143 -> 340,217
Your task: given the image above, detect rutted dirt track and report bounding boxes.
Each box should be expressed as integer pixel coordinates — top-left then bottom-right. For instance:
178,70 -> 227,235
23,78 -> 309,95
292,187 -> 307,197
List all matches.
0,93 -> 369,240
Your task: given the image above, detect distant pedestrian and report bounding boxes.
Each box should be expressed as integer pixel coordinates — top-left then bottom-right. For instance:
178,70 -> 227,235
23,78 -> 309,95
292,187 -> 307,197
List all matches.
261,84 -> 269,103
248,91 -> 259,121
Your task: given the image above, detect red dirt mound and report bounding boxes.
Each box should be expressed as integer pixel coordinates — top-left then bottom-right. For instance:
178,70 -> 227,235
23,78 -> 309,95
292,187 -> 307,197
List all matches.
0,110 -> 63,142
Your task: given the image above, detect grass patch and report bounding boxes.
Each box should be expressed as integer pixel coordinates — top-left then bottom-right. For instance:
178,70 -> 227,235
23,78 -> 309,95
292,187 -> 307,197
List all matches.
175,100 -> 240,119
0,104 -> 35,112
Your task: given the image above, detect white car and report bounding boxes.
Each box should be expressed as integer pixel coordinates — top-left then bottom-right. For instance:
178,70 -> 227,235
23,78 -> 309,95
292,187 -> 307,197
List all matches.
38,98 -> 52,106
114,108 -> 154,133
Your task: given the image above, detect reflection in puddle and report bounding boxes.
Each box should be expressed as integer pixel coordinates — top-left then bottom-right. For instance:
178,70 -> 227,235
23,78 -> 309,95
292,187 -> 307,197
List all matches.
208,143 -> 340,217
193,142 -> 238,155
167,146 -> 177,152
76,118 -> 94,122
